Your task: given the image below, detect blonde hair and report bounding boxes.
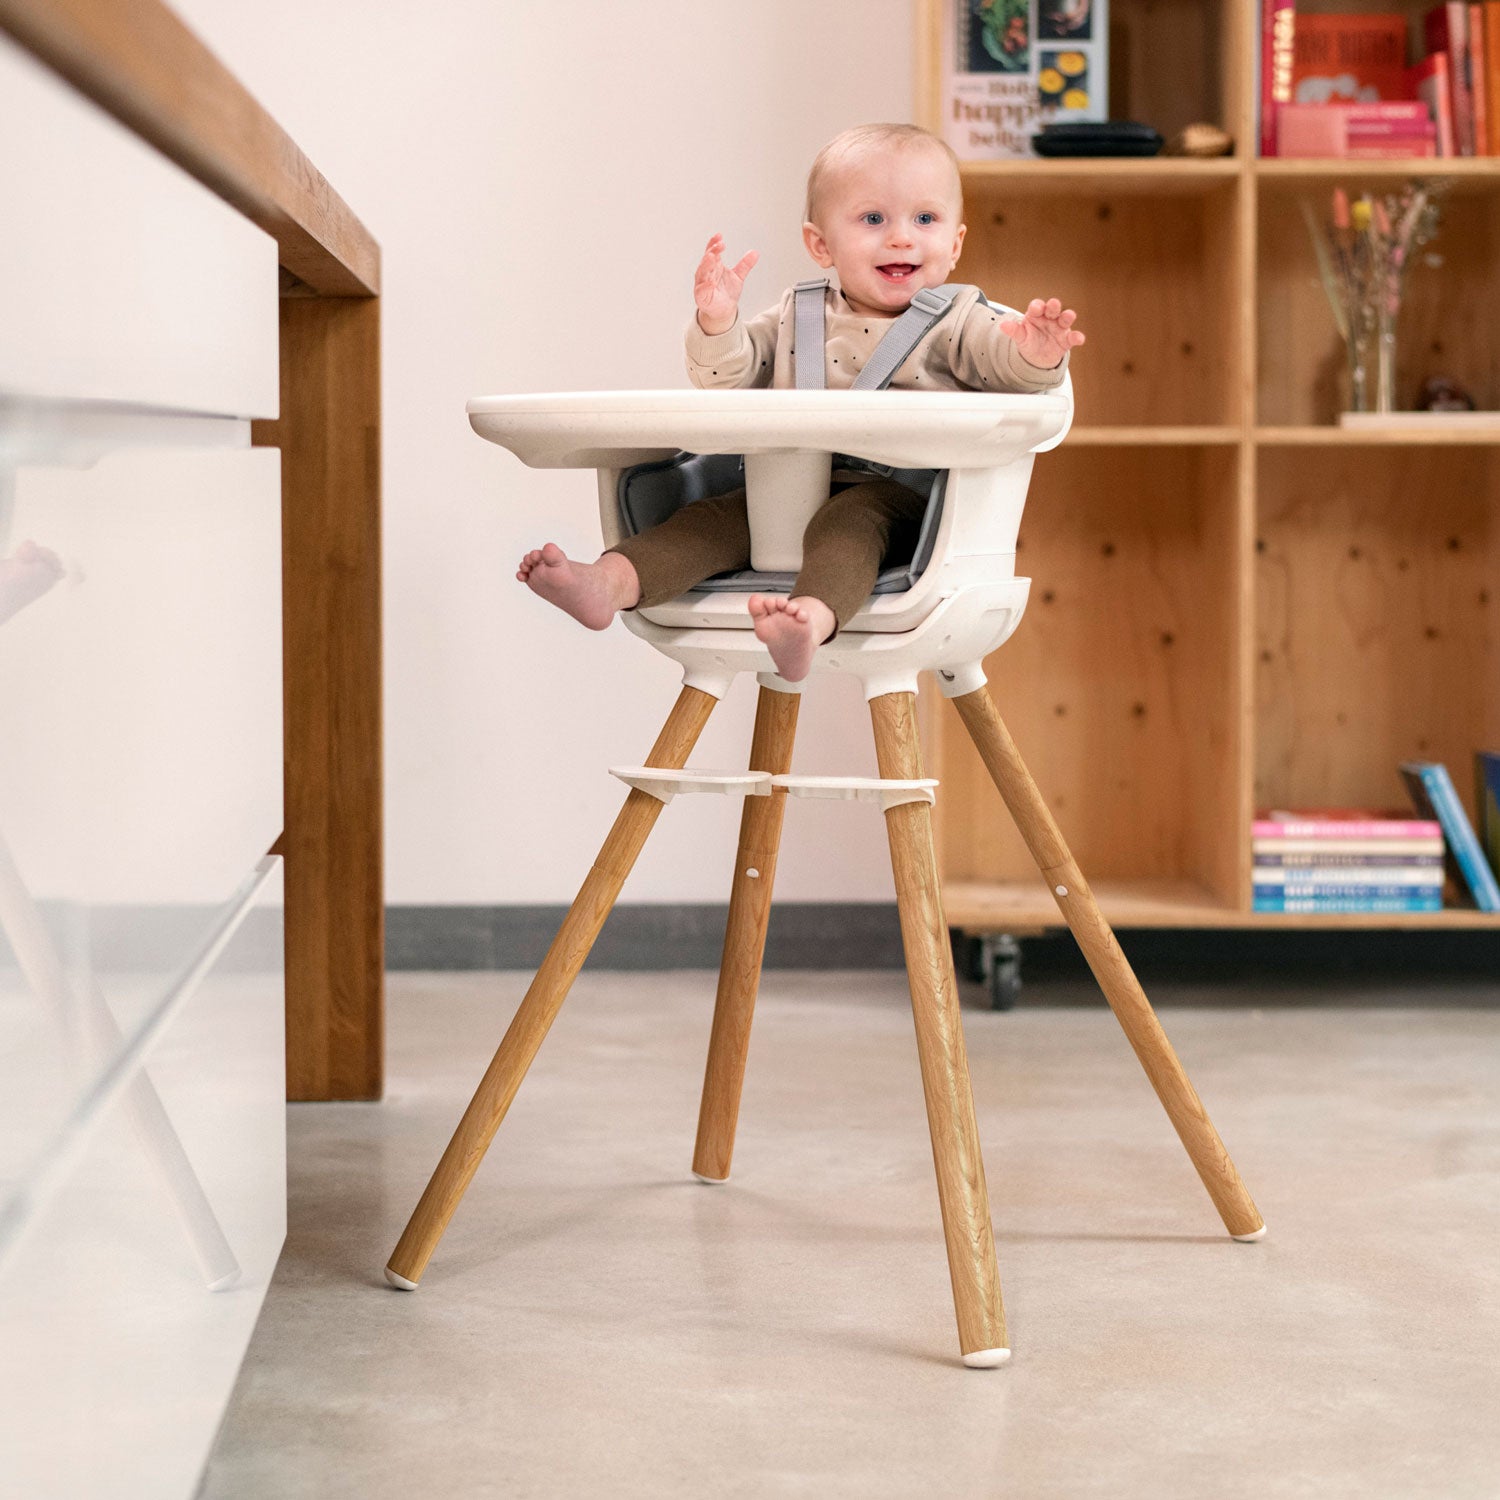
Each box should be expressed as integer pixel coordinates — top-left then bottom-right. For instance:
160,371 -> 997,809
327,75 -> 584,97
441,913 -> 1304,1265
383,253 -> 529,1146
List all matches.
804,123 -> 963,225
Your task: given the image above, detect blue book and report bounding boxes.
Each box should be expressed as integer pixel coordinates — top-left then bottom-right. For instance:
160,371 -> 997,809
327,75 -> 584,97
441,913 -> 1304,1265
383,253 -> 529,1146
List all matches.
1399,761 -> 1500,913
1253,894 -> 1444,913
1253,882 -> 1442,901
1478,752 -> 1500,883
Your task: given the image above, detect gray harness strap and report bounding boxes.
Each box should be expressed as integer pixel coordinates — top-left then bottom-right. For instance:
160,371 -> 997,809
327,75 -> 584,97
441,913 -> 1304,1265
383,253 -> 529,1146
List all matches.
792,277 -> 965,391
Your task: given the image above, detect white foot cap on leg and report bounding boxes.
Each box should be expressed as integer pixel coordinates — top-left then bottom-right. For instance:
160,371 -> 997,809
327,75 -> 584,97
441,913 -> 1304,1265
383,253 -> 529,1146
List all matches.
1232,1225 -> 1268,1242
384,1266 -> 419,1290
692,1171 -> 729,1185
961,1347 -> 1012,1369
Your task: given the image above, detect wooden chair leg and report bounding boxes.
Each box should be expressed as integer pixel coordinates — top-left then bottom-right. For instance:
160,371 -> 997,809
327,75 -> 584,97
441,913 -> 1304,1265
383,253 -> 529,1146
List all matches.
692,684 -> 800,1183
385,685 -> 718,1289
870,692 -> 1009,1367
950,685 -> 1266,1242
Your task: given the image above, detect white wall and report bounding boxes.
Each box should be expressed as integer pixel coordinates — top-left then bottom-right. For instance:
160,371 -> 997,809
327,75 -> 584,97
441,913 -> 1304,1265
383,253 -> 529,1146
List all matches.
171,0 -> 916,904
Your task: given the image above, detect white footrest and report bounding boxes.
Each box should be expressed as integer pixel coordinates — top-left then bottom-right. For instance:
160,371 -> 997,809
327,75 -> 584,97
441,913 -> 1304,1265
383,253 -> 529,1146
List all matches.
610,767 -> 772,802
609,766 -> 937,811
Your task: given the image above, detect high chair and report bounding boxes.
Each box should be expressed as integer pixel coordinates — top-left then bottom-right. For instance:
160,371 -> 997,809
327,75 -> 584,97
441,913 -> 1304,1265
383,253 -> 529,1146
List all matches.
386,292 -> 1265,1367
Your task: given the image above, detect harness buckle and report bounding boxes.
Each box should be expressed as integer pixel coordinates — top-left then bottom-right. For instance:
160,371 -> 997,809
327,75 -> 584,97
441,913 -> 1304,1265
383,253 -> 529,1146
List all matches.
910,286 -> 950,316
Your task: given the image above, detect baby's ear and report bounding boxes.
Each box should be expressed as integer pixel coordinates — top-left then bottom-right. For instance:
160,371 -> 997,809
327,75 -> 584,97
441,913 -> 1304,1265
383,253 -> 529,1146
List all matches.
802,221 -> 835,268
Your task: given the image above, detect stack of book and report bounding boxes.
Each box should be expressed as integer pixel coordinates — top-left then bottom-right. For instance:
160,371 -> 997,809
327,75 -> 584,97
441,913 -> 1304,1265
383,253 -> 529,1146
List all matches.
1260,4 -> 1500,157
1252,810 -> 1445,913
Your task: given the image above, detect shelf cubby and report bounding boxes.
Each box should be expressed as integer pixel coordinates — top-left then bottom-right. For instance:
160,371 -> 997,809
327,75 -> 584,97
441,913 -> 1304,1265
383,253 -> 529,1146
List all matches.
931,445 -> 1244,910
1255,446 -> 1499,819
962,177 -> 1242,427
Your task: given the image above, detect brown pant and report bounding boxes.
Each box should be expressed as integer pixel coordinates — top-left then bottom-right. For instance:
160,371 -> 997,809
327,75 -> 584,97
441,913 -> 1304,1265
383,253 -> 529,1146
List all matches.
606,477 -> 928,639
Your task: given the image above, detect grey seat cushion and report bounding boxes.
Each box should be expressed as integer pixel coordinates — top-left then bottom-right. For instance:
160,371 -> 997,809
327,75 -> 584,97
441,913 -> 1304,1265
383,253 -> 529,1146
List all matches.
616,451 -> 947,595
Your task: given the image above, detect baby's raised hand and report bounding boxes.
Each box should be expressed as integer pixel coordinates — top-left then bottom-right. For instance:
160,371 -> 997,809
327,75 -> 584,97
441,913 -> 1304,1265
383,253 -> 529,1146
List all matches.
694,233 -> 759,336
997,297 -> 1085,370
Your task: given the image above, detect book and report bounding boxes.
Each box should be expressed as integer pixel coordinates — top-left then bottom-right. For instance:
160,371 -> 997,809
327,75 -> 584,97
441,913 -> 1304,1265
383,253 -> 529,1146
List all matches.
940,0 -> 1111,160
1253,896 -> 1444,912
1292,13 -> 1412,104
1470,4 -> 1490,153
1253,811 -> 1444,838
1476,751 -> 1500,876
1254,867 -> 1445,886
1426,4 -> 1476,154
1277,102 -> 1437,156
1261,1 -> 1297,156
1487,2 -> 1500,150
1410,52 -> 1458,154
1399,761 -> 1500,910
1254,843 -> 1446,861
1254,851 -> 1444,865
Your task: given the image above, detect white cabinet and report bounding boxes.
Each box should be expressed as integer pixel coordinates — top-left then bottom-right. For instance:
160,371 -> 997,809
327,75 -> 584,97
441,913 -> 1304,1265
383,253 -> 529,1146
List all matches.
0,28 -> 286,1500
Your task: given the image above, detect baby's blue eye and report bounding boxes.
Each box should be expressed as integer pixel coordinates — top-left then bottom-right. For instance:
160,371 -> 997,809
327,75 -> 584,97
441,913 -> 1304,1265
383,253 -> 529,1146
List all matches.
861,212 -> 884,226
916,212 -> 937,225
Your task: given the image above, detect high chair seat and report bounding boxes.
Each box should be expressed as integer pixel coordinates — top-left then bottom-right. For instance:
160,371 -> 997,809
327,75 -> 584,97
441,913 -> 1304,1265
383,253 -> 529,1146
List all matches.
468,385 -> 1072,699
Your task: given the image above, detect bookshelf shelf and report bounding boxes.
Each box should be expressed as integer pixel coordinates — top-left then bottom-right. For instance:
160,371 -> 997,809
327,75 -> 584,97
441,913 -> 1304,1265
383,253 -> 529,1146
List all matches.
916,0 -> 1500,941
960,158 -> 1241,196
1256,425 -> 1500,444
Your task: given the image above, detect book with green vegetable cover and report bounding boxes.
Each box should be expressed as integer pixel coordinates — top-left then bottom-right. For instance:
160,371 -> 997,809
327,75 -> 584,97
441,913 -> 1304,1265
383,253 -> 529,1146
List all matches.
944,0 -> 1109,159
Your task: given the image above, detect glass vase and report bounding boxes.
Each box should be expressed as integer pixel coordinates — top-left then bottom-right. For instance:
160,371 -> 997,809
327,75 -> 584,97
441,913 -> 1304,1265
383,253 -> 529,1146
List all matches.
1344,300 -> 1377,414
1374,300 -> 1397,414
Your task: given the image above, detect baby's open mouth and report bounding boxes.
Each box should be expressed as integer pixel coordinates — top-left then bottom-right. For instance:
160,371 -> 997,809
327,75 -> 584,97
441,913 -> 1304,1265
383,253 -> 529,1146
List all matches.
877,263 -> 919,281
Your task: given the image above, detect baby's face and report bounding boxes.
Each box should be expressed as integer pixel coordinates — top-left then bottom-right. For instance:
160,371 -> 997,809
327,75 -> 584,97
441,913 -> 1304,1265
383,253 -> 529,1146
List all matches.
803,145 -> 966,318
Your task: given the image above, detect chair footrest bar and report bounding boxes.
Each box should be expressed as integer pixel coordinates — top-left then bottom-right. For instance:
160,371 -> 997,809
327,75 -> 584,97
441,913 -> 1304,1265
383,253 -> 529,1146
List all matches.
609,766 -> 937,810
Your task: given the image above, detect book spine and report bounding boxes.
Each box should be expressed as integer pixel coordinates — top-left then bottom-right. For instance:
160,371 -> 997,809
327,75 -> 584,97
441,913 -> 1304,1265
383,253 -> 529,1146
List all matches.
1263,1 -> 1296,156
1253,852 -> 1444,867
1345,102 -> 1436,124
1478,751 -> 1500,878
1346,119 -> 1438,137
1452,1 -> 1476,154
1252,895 -> 1445,912
1487,2 -> 1500,151
1344,138 -> 1434,156
1471,4 -> 1490,153
1251,819 -> 1443,838
1423,763 -> 1500,909
1248,864 -> 1446,882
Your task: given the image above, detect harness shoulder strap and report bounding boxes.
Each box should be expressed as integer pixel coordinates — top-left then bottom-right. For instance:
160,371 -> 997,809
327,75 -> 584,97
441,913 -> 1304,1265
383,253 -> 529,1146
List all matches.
793,278 -> 830,391
851,284 -> 965,391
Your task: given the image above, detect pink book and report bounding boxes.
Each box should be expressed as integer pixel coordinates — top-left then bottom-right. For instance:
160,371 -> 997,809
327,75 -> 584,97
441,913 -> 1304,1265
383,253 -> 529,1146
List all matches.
1278,106 -> 1435,155
1261,1 -> 1297,156
1254,812 -> 1445,839
1410,52 -> 1458,154
1347,119 -> 1439,137
1345,138 -> 1440,156
1344,102 -> 1435,124
1426,4 -> 1475,154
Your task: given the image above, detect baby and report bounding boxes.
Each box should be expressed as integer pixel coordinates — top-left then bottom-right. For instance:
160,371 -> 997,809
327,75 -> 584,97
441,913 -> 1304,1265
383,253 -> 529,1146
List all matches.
519,122 -> 1084,682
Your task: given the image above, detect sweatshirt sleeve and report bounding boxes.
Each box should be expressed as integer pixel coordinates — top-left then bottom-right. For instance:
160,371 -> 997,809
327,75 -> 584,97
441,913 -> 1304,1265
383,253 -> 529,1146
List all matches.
684,297 -> 783,389
950,297 -> 1070,394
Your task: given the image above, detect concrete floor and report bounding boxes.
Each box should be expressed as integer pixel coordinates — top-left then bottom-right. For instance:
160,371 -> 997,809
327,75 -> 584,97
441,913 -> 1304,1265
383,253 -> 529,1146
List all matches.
203,970 -> 1500,1499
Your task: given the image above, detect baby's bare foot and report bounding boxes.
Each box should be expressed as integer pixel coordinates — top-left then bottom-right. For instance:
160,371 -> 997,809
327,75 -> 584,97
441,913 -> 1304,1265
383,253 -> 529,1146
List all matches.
517,543 -> 639,630
749,593 -> 834,682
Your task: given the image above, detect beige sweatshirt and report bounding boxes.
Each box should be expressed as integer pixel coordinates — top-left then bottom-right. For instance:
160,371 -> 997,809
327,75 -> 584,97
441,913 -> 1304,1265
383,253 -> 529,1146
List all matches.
684,282 -> 1069,395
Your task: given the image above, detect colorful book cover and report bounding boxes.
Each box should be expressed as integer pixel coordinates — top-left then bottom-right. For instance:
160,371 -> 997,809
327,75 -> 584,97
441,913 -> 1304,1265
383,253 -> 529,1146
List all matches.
1410,51 -> 1458,153
1477,750 -> 1500,876
1262,0 -> 1297,156
1426,3 -> 1476,154
941,0 -> 1109,160
1399,761 -> 1500,910
1470,4 -> 1490,152
1292,13 -> 1412,104
1487,2 -> 1500,150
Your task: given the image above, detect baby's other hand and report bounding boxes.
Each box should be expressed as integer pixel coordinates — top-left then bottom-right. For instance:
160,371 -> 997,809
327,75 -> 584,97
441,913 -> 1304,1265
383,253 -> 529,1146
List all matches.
694,234 -> 758,336
998,297 -> 1085,369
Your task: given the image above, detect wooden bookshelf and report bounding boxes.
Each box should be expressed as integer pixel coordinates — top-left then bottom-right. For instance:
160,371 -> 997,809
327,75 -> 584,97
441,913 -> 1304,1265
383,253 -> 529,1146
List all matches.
915,0 -> 1500,934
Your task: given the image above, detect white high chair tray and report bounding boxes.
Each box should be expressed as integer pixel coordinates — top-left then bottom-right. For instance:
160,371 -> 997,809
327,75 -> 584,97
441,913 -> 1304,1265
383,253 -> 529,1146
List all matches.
467,389 -> 1069,471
